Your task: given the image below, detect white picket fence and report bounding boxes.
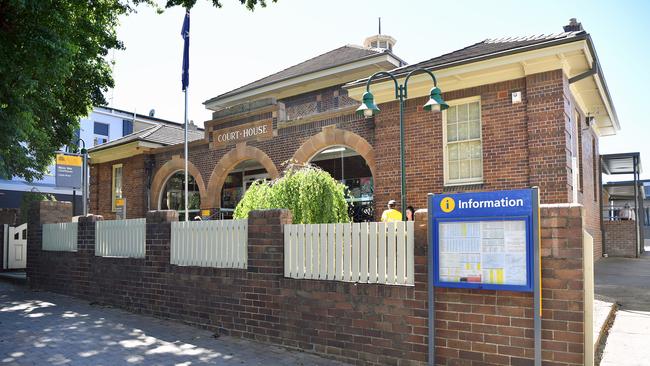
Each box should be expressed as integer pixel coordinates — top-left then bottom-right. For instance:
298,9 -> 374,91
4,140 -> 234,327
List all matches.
95,218 -> 146,258
284,221 -> 414,285
171,220 -> 247,268
42,222 -> 78,252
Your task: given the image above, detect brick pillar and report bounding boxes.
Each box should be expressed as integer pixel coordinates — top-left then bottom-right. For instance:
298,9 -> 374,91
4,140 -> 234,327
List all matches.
244,209 -> 292,342
144,210 -> 177,316
26,201 -> 72,288
76,215 -> 103,298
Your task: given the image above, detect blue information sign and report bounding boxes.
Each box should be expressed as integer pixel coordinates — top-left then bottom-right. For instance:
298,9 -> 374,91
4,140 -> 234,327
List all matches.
429,189 -> 537,292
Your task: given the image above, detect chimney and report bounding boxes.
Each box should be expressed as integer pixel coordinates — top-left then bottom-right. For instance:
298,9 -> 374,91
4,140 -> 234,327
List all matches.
563,18 -> 584,32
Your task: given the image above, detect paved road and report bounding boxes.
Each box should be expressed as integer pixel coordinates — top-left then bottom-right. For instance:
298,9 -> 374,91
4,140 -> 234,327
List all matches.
596,248 -> 650,366
0,282 -> 345,366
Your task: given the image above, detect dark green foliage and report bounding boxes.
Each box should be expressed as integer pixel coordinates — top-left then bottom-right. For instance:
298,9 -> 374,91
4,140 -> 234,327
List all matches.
0,0 -> 274,182
234,165 -> 350,224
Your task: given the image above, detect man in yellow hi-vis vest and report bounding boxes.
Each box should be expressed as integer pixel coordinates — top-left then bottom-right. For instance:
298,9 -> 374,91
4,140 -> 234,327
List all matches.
381,200 -> 402,222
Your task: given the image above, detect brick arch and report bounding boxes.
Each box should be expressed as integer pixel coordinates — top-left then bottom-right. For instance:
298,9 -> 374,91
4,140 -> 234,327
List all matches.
206,144 -> 279,208
292,126 -> 376,179
150,155 -> 208,210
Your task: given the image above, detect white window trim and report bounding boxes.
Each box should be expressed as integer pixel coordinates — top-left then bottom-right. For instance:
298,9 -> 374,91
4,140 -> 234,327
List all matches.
442,96 -> 483,186
111,164 -> 123,212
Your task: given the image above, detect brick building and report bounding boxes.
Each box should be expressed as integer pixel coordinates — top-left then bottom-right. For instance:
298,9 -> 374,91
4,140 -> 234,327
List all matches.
88,20 -> 619,261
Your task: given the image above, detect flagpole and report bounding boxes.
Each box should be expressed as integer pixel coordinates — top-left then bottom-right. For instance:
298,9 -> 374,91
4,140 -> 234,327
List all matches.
184,86 -> 189,222
181,9 -> 190,222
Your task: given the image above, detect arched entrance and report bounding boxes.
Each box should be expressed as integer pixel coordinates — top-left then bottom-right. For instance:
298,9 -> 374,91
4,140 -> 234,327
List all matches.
294,127 -> 376,222
206,144 -> 279,216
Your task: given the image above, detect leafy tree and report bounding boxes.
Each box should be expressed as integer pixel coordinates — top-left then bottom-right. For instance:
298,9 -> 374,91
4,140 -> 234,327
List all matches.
234,165 -> 350,224
0,0 -> 275,182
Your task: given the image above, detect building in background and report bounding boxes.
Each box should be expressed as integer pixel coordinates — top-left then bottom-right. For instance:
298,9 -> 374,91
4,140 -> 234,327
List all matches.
0,106 -> 181,220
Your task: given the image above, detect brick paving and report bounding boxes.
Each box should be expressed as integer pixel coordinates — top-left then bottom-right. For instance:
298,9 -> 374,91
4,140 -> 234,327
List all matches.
0,282 -> 345,366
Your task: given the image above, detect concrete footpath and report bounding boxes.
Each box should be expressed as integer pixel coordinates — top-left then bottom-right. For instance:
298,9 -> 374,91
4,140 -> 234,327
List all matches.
595,250 -> 650,366
0,281 -> 345,366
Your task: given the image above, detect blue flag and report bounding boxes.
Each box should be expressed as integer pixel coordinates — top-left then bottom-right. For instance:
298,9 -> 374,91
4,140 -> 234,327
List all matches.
181,10 -> 190,91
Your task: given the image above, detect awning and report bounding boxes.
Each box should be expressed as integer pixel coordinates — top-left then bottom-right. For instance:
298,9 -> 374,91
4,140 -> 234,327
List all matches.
601,152 -> 642,175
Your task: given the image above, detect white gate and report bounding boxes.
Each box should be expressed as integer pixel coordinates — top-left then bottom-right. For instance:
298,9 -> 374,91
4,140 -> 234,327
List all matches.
3,223 -> 27,269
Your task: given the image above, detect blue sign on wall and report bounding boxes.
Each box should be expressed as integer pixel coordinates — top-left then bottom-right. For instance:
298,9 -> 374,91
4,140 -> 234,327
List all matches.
429,189 -> 538,292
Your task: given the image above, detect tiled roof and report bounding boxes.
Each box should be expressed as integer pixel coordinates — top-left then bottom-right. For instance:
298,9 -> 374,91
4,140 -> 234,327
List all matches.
348,31 -> 588,84
88,124 -> 204,152
204,45 -> 401,104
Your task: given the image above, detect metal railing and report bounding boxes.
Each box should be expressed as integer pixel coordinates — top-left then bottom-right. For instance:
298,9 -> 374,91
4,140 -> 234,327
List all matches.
95,218 -> 146,258
42,222 -> 78,252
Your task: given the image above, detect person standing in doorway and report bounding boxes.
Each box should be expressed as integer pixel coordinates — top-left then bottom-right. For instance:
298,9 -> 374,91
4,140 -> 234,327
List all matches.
381,200 -> 402,222
406,206 -> 415,221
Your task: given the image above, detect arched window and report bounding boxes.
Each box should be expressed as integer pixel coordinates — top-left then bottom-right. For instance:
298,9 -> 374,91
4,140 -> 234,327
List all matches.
160,171 -> 201,220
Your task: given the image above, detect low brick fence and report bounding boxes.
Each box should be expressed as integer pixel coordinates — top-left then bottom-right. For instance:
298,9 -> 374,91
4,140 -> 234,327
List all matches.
27,201 -> 589,366
603,220 -> 637,257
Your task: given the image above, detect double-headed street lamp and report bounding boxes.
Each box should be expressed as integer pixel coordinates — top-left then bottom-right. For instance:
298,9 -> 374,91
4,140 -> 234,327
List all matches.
356,68 -> 448,220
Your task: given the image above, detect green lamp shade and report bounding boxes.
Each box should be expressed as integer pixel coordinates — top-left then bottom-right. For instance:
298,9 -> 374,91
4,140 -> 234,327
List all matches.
423,87 -> 449,112
356,91 -> 380,118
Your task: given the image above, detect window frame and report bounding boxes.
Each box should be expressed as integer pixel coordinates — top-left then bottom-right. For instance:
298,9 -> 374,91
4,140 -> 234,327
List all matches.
442,96 -> 483,186
111,164 -> 123,212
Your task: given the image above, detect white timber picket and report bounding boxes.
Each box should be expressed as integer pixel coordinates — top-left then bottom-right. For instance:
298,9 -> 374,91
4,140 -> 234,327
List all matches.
351,223 -> 360,282
326,223 -> 335,279
386,222 -> 396,284
297,225 -> 305,279
335,223 -> 344,280
368,222 -> 378,283
396,221 -> 406,285
42,222 -> 78,252
306,224 -> 312,278
359,222 -> 368,283
343,223 -> 353,282
310,224 -> 319,279
319,224 -> 327,278
377,223 -> 387,283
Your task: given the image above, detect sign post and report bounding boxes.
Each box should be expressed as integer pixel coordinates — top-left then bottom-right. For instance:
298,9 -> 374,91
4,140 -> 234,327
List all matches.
55,153 -> 82,189
115,198 -> 126,220
428,188 -> 541,365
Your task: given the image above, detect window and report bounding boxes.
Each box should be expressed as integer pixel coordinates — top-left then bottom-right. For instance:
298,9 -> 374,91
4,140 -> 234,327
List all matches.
122,119 -> 133,136
93,122 -> 109,146
592,137 -> 597,201
575,110 -> 583,192
112,164 -> 123,211
160,171 -> 201,221
444,97 -> 482,185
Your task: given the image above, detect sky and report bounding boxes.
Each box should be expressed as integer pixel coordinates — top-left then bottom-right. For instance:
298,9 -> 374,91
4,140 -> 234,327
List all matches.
109,0 -> 650,180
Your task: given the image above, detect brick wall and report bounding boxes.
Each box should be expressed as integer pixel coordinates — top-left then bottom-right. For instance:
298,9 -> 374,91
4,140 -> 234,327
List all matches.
89,155 -> 147,220
29,204 -> 588,366
603,220 -> 637,257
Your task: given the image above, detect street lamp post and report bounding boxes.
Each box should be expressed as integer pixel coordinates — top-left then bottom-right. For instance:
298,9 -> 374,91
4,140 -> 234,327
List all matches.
356,68 -> 448,220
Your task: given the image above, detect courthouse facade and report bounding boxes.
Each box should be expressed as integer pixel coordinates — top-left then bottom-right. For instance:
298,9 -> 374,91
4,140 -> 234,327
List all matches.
88,20 -> 619,260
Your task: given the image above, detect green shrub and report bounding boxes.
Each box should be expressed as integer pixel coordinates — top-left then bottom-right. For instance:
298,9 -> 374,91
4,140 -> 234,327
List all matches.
233,165 -> 349,224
